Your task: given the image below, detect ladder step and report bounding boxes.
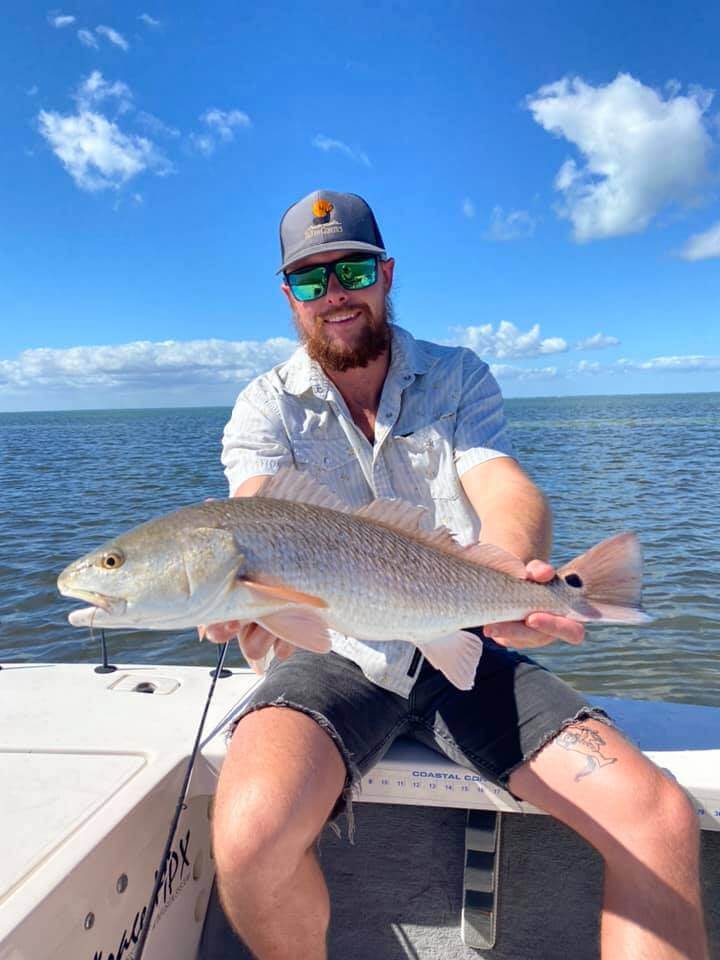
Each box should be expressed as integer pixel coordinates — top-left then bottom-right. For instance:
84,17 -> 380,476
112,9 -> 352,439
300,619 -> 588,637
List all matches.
461,810 -> 501,950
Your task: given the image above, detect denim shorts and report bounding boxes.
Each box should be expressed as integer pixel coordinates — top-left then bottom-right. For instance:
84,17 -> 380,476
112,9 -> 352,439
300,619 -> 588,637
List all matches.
232,632 -> 611,835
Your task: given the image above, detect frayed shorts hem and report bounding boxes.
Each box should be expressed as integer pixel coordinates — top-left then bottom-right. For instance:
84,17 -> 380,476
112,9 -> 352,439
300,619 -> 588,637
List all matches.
499,705 -> 615,788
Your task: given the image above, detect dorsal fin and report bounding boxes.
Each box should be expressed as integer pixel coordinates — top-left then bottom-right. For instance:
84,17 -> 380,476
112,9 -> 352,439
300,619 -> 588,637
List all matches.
461,543 -> 527,579
258,468 -> 351,513
355,488 -> 526,577
258,468 -> 527,579
355,499 -> 464,553
355,499 -> 430,534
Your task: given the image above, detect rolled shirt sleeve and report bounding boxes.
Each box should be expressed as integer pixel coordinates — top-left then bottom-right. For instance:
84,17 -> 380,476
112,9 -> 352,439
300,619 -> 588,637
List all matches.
453,349 -> 515,476
221,382 -> 293,494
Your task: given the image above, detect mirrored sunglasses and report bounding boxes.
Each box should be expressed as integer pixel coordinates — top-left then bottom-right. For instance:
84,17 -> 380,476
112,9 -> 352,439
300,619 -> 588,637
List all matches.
285,255 -> 378,302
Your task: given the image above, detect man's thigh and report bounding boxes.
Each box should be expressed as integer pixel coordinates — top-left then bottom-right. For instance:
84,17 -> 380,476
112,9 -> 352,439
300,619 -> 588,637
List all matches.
221,651 -> 411,831
215,705 -> 347,855
410,637 -> 611,788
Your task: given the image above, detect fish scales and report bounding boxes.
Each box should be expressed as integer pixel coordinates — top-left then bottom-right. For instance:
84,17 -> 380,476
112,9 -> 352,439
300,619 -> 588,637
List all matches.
57,469 -> 650,690
156,497 -> 577,638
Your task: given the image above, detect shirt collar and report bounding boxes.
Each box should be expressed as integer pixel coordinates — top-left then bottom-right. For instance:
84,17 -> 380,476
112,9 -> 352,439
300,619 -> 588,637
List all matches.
281,324 -> 435,398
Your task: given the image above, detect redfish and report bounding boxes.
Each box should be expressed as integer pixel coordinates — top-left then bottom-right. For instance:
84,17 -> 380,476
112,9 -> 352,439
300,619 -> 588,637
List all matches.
57,469 -> 649,690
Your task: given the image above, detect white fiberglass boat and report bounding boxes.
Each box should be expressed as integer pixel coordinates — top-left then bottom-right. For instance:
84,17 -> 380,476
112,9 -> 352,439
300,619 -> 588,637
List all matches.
1,660 -> 718,959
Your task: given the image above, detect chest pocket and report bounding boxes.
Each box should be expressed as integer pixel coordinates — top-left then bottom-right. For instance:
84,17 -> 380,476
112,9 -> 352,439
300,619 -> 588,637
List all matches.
392,410 -> 459,501
292,438 -> 363,494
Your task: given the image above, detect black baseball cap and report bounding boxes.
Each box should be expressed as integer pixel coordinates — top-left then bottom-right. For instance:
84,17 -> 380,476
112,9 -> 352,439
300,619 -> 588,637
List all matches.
277,190 -> 386,274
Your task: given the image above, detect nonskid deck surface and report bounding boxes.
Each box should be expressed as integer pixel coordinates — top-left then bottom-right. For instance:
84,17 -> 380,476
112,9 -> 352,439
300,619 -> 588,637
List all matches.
1,661 -> 719,959
199,802 -> 720,960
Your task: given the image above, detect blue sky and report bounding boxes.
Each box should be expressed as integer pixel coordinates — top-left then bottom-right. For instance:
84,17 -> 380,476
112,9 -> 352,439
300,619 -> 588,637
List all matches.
2,0 -> 719,410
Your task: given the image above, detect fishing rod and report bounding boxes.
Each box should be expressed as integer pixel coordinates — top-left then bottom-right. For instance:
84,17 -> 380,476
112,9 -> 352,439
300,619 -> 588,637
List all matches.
133,640 -> 230,960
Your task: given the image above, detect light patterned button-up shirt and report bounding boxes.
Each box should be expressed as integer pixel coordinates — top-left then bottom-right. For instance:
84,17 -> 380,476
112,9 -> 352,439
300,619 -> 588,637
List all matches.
221,324 -> 515,697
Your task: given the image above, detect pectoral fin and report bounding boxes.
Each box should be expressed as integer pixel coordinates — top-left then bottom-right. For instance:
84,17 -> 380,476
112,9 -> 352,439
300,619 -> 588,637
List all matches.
237,577 -> 328,609
421,631 -> 484,691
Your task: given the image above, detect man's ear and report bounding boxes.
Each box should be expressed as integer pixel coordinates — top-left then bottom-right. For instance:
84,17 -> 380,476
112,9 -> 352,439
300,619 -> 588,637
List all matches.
381,257 -> 395,293
280,282 -> 294,308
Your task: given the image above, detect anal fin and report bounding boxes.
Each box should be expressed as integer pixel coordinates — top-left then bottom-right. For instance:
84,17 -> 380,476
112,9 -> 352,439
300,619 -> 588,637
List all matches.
258,608 -> 333,654
421,631 -> 484,690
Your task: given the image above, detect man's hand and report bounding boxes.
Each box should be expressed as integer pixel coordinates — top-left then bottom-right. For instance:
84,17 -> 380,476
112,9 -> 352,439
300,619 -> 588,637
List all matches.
483,559 -> 585,649
203,620 -> 295,674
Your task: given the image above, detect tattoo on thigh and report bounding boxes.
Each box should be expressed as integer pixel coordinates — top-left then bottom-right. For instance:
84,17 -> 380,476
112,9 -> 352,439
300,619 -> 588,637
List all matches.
555,725 -> 618,782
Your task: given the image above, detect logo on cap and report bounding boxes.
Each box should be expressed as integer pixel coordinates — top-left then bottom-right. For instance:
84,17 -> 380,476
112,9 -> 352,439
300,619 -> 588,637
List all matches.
312,199 -> 334,222
304,197 -> 343,241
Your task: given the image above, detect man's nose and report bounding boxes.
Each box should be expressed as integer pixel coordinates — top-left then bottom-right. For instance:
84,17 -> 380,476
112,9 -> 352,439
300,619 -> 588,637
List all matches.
325,271 -> 348,304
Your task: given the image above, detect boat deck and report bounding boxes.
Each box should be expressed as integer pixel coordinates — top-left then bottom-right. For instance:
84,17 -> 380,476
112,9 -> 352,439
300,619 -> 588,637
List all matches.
1,661 -> 718,958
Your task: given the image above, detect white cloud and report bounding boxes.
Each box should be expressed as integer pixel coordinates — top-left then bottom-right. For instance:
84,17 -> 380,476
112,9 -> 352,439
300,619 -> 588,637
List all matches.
190,133 -> 216,156
574,332 -> 620,350
38,110 -> 170,191
491,363 -> 560,382
0,338 -> 297,394
491,352 -> 720,385
202,108 -> 251,140
38,71 -> 174,192
462,197 -> 475,218
527,73 -> 714,241
617,355 -> 720,372
96,25 -> 129,51
452,321 -> 567,359
48,13 -> 75,28
312,134 -> 371,167
575,360 -> 603,374
27,85 -> 39,96
678,221 -> 720,261
78,29 -> 99,49
190,109 -> 251,155
568,354 -> 720,376
139,13 -> 160,27
136,111 -> 180,139
75,71 -> 132,113
487,206 -> 536,241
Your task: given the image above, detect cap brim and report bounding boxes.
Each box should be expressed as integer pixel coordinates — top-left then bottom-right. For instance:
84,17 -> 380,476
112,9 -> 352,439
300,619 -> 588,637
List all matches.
277,240 -> 386,274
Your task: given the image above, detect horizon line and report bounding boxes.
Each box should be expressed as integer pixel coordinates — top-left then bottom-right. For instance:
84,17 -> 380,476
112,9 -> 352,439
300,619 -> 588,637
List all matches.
1,388 -> 719,416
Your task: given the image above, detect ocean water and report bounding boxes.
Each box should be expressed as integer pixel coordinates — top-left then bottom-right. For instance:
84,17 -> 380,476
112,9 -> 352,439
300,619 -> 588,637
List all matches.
1,393 -> 719,706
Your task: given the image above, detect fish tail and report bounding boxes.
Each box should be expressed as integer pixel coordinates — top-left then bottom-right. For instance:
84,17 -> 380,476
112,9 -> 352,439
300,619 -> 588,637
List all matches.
557,532 -> 651,624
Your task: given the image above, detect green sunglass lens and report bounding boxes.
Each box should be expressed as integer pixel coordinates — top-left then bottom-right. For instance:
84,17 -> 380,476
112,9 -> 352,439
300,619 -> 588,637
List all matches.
289,267 -> 327,302
288,257 -> 376,301
336,258 -> 376,289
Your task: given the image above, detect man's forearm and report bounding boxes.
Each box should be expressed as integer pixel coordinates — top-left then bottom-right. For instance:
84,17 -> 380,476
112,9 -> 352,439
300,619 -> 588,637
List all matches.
478,482 -> 552,563
460,458 -> 553,564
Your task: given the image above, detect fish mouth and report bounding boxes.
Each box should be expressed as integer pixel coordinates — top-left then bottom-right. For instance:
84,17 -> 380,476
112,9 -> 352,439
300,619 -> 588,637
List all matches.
58,586 -> 128,625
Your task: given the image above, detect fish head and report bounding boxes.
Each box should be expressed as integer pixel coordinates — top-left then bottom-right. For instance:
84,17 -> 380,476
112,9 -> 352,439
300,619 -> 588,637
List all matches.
57,506 -> 244,629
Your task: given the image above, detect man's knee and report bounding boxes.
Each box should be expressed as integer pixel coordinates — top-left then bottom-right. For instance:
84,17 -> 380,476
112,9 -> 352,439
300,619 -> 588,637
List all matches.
211,781 -> 331,951
212,780 -> 292,876
597,762 -> 700,868
634,770 -> 699,847
211,706 -> 346,894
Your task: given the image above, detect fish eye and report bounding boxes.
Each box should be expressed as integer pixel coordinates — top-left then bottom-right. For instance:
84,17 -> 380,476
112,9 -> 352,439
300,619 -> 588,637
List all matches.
100,549 -> 125,570
564,572 -> 583,588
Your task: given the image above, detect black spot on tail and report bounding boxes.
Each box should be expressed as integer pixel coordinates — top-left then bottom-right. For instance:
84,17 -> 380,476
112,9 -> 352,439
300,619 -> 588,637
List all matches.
564,572 -> 583,588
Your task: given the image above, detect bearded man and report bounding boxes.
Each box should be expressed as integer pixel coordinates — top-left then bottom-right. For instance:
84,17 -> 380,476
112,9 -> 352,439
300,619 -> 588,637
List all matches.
209,191 -> 708,960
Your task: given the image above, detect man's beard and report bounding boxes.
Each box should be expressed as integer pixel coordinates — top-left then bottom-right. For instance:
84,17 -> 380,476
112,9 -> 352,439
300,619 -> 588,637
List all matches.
294,296 -> 394,373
